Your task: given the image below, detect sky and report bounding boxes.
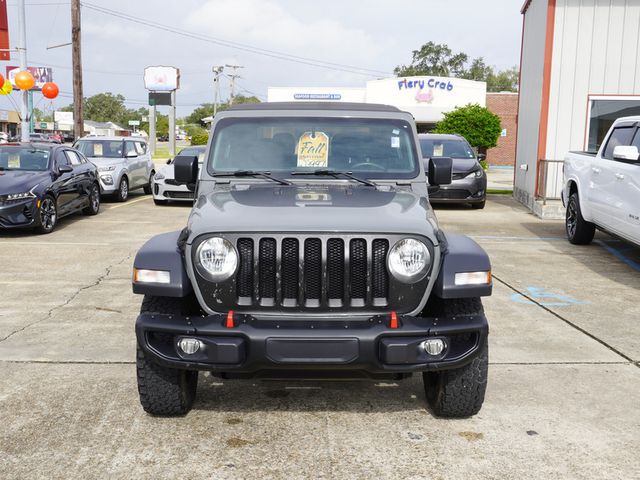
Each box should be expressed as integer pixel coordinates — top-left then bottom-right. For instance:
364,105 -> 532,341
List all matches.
0,0 -> 523,118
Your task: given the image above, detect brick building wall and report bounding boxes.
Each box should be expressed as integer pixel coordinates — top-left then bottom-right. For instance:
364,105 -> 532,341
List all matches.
486,92 -> 518,166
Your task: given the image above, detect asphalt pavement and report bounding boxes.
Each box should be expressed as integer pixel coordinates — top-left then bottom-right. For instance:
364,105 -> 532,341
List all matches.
1,194 -> 638,479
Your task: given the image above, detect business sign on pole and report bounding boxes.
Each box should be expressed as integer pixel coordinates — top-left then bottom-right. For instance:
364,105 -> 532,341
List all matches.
6,66 -> 53,91
54,111 -> 73,125
144,66 -> 180,91
0,0 -> 10,61
148,92 -> 171,106
128,120 -> 140,126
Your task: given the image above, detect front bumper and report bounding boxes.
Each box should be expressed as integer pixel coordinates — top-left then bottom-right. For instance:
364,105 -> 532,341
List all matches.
136,312 -> 488,375
153,179 -> 194,202
429,175 -> 487,203
0,198 -> 38,229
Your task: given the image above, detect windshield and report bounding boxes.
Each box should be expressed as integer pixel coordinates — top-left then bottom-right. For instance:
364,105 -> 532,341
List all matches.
419,138 -> 475,159
208,117 -> 419,179
74,140 -> 124,158
0,147 -> 50,171
178,147 -> 206,164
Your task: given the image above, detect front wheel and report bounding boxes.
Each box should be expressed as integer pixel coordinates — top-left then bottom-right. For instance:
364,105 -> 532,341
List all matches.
565,192 -> 595,245
114,176 -> 129,202
82,183 -> 100,215
36,195 -> 57,234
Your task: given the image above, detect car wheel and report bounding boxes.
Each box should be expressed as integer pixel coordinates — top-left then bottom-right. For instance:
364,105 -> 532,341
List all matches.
114,176 -> 129,202
82,183 -> 100,215
422,297 -> 488,418
153,198 -> 169,206
143,171 -> 154,195
566,192 -> 595,245
36,195 -> 57,234
471,200 -> 486,209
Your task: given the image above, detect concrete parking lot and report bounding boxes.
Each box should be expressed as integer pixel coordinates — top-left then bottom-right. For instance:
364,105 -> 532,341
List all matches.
1,194 -> 638,479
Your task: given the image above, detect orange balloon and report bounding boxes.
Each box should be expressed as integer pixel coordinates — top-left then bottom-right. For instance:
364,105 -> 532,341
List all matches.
15,70 -> 35,90
42,82 -> 59,99
0,74 -> 4,87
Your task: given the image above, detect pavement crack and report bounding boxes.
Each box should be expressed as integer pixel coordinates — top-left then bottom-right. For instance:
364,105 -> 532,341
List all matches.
0,254 -> 132,344
492,274 -> 637,367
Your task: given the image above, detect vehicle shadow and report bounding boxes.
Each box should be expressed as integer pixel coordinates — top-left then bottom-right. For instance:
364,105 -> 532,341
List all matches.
192,374 -> 437,415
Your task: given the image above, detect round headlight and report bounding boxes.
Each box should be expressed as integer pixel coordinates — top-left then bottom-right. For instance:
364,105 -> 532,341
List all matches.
387,238 -> 430,283
195,237 -> 238,281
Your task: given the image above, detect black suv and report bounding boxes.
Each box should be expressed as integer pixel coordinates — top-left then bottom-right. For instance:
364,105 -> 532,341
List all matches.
132,103 -> 492,417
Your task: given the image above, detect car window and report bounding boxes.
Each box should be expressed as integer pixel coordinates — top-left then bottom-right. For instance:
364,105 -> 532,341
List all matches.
56,151 -> 69,167
602,126 -> 635,160
125,142 -> 137,156
64,150 -> 82,166
178,147 -> 206,163
75,140 -> 124,158
134,141 -> 147,155
0,146 -> 50,171
630,130 -> 640,154
419,138 -> 475,159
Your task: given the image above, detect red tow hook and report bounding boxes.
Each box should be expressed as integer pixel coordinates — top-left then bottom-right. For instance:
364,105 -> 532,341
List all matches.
225,310 -> 235,328
389,311 -> 399,329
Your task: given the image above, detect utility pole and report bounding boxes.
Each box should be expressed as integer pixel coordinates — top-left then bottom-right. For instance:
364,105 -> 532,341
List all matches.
225,64 -> 243,105
17,0 -> 28,142
169,90 -> 176,157
212,65 -> 223,116
71,0 -> 83,140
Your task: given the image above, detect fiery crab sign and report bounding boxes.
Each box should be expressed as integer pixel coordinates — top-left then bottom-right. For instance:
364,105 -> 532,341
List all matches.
5,66 -> 53,91
144,66 -> 180,92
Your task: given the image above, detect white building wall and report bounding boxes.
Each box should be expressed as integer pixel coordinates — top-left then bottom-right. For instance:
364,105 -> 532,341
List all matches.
514,0 -> 550,208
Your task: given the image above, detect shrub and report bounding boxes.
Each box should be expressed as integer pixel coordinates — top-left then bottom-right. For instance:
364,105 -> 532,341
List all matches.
190,129 -> 209,146
433,103 -> 502,150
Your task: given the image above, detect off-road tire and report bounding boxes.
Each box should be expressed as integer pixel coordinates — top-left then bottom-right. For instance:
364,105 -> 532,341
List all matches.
565,192 -> 595,245
423,297 -> 488,418
82,183 -> 100,215
471,199 -> 486,209
114,176 -> 129,202
143,171 -> 154,195
136,295 -> 198,416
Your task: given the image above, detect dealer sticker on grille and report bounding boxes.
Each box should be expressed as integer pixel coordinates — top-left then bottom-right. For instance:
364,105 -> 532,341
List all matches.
297,131 -> 329,168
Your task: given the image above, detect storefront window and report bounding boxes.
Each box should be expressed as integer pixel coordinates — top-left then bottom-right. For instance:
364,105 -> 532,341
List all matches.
587,97 -> 640,152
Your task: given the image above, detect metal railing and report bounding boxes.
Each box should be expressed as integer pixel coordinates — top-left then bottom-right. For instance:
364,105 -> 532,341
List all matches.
537,159 -> 564,204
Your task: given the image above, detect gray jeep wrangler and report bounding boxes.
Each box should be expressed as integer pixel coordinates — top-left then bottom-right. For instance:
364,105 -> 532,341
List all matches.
132,102 -> 491,417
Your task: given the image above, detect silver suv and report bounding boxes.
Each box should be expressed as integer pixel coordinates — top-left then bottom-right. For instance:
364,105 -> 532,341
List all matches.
74,136 -> 155,201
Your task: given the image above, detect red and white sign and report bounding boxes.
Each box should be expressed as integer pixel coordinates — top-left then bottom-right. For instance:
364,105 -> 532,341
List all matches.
5,66 -> 53,91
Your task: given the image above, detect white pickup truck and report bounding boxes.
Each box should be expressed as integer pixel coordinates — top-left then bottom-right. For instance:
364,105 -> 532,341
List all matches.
563,116 -> 640,246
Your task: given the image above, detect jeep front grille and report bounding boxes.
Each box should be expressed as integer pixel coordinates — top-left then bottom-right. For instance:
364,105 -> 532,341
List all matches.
236,236 -> 388,309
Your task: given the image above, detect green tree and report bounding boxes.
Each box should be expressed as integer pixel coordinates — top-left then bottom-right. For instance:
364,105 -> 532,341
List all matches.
433,104 -> 502,151
395,42 -> 519,92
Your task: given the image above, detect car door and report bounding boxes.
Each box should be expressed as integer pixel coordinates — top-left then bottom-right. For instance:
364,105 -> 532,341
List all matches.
52,150 -> 77,215
124,140 -> 143,187
64,150 -> 92,210
618,129 -> 640,243
588,125 -> 636,231
134,140 -> 152,185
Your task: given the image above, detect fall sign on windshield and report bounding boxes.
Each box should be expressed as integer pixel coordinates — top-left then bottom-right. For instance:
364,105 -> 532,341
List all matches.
296,131 -> 329,168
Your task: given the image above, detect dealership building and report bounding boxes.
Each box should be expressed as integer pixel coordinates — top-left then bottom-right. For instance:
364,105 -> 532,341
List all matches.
516,0 -> 640,217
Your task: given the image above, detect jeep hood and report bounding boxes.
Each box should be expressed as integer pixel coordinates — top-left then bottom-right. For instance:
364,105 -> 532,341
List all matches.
187,183 -> 439,242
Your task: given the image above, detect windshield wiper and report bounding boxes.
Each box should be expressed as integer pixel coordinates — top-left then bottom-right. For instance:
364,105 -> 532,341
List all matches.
212,170 -> 291,186
291,169 -> 377,187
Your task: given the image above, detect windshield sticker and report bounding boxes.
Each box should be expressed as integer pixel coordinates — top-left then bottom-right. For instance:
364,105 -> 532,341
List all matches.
93,143 -> 103,156
297,131 -> 329,168
8,154 -> 20,168
392,129 -> 400,135
433,143 -> 444,157
391,137 -> 400,149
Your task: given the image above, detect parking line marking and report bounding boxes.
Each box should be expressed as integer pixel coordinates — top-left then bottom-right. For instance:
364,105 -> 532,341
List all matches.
106,196 -> 151,209
90,220 -> 155,224
472,235 -> 566,241
594,240 -> 640,272
0,241 -> 110,246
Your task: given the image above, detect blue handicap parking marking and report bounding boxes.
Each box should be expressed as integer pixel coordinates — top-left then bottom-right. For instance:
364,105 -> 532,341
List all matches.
510,286 -> 590,307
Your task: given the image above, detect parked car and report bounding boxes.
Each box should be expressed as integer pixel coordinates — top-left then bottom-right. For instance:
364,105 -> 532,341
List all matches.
132,102 -> 492,418
152,146 -> 206,205
0,142 -> 100,233
73,136 -> 155,202
563,116 -> 640,246
419,133 -> 487,209
29,133 -> 54,143
48,133 -> 63,144
62,132 -> 75,143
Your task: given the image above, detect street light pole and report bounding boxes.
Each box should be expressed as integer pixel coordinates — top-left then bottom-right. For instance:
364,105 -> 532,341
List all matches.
17,0 -> 29,142
212,65 -> 224,116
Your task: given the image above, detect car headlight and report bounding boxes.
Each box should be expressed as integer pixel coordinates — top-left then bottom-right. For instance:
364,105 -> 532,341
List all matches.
387,238 -> 430,283
195,237 -> 238,281
6,191 -> 36,201
154,172 -> 165,181
98,165 -> 116,172
465,169 -> 484,179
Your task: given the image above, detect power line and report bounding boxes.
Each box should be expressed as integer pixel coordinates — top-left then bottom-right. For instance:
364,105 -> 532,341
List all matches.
80,2 -> 392,77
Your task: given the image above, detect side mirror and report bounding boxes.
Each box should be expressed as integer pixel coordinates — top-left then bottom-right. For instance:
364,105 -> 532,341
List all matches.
58,164 -> 73,174
426,157 -> 453,186
166,159 -> 172,164
612,145 -> 640,162
477,153 -> 486,161
125,150 -> 137,158
174,154 -> 199,191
